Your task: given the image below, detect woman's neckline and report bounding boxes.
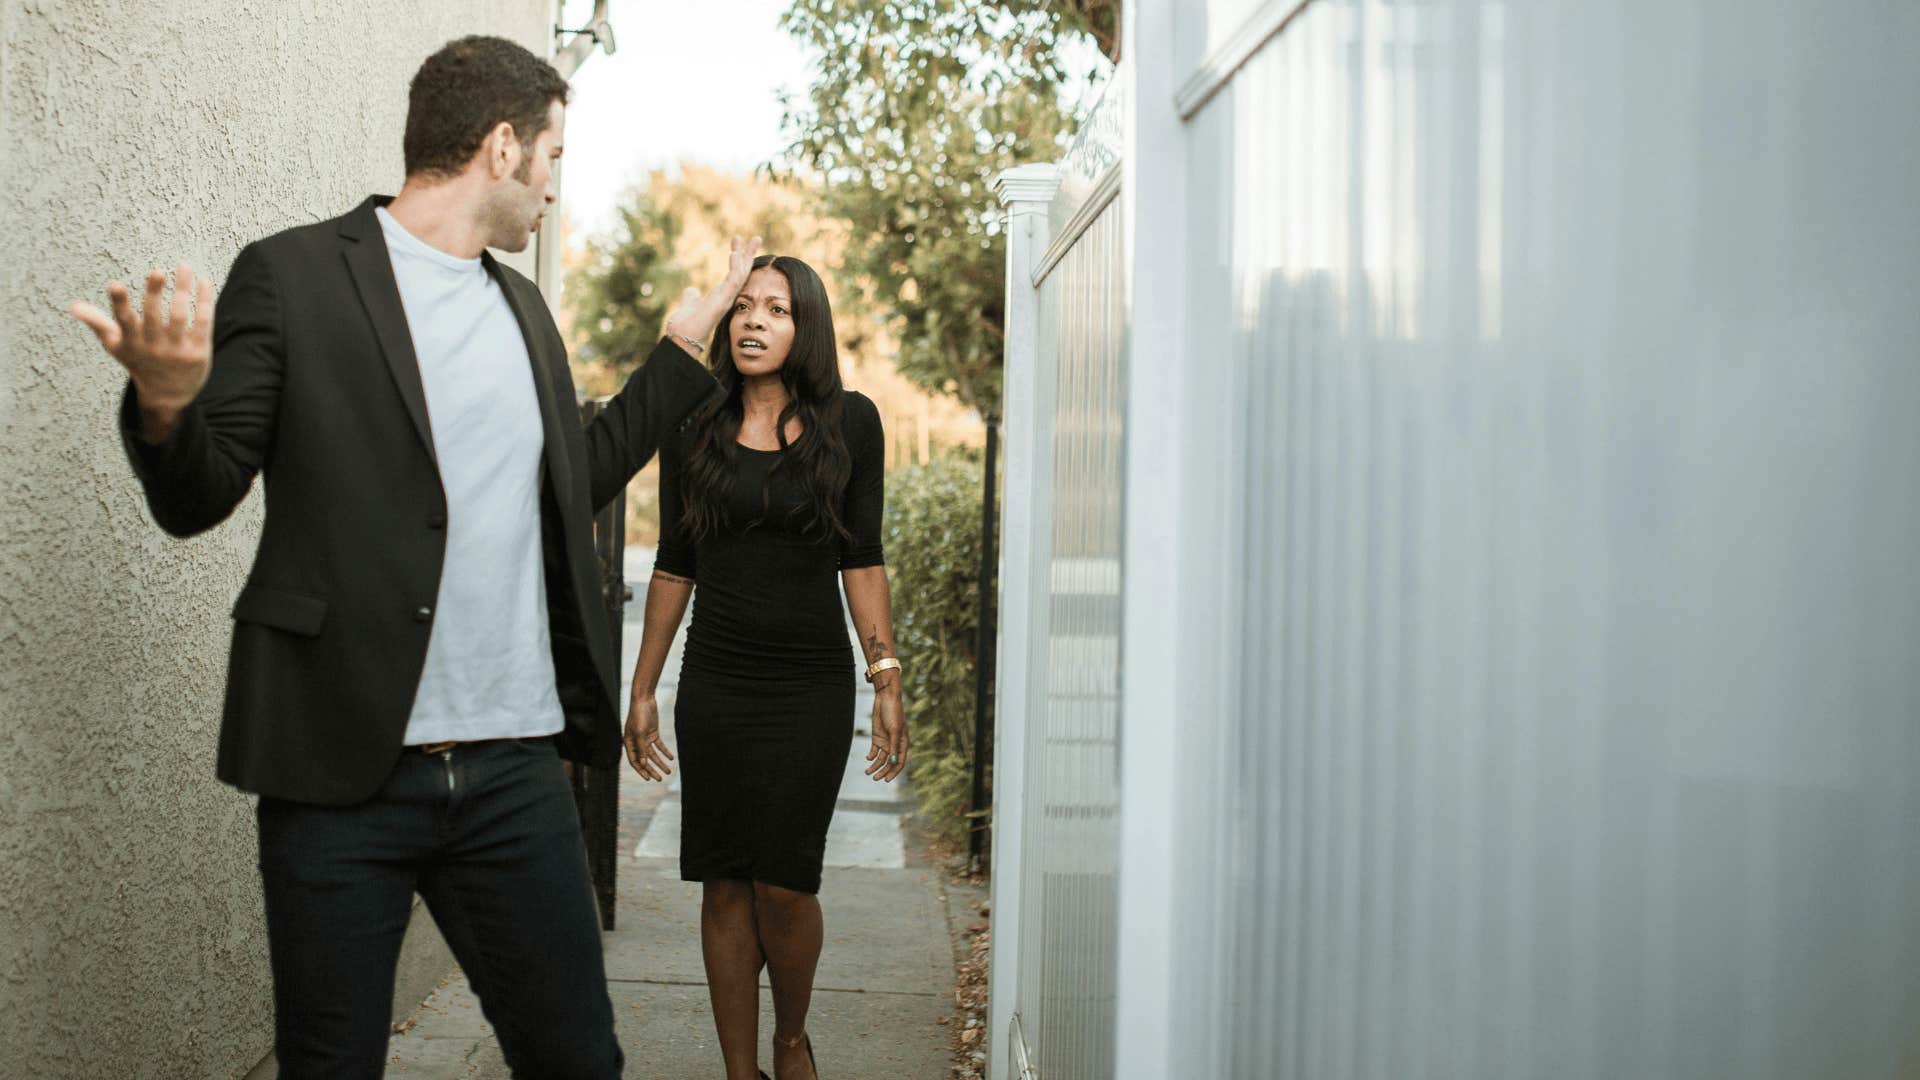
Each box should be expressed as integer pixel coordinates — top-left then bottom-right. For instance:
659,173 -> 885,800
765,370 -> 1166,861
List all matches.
734,441 -> 784,454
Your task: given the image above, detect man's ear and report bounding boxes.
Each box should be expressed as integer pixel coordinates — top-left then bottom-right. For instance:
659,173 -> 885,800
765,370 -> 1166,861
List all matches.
485,120 -> 519,179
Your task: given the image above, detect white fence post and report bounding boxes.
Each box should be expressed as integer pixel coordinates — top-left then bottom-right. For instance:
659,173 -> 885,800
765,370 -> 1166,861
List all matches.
1115,0 -> 1192,1073
987,162 -> 1061,1080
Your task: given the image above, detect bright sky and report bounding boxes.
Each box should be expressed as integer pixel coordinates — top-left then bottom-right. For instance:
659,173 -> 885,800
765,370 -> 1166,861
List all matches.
555,0 -> 817,246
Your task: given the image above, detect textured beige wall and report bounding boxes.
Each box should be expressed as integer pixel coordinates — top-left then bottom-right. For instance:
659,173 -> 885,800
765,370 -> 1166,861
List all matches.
0,3 -> 552,1076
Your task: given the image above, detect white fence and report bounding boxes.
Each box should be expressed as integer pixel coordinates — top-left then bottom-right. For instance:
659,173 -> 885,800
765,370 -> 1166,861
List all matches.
990,95 -> 1128,1076
992,1 -> 1920,1078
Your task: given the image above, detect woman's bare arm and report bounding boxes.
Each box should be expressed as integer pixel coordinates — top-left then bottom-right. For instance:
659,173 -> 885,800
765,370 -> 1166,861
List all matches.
625,570 -> 693,779
843,565 -> 906,782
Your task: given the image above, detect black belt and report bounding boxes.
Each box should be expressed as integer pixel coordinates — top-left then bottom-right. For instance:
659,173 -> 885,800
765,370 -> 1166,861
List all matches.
405,735 -> 552,755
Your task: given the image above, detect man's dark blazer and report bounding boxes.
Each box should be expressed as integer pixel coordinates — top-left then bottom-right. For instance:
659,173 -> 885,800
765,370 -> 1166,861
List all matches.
120,195 -> 717,806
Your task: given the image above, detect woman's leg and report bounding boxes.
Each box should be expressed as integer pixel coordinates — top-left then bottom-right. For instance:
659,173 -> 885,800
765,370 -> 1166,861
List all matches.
753,880 -> 824,1080
702,878 -> 766,1080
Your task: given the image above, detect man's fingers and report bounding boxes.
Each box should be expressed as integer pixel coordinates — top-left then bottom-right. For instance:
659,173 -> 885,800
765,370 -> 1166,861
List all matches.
192,275 -> 217,344
167,263 -> 193,333
140,268 -> 167,338
68,302 -> 123,352
106,281 -> 140,340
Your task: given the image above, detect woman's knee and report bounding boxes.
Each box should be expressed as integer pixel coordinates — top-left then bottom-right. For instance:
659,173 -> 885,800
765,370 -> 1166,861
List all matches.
751,878 -> 816,917
703,877 -> 756,914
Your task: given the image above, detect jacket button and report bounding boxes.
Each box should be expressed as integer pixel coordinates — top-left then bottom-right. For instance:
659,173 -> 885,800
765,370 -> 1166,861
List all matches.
428,512 -> 446,529
414,606 -> 432,623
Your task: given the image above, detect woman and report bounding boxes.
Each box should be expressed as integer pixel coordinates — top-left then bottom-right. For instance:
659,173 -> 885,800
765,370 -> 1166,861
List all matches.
624,243 -> 908,1080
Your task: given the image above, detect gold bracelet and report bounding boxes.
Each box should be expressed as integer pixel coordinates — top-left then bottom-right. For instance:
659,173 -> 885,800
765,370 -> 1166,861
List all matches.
865,657 -> 901,683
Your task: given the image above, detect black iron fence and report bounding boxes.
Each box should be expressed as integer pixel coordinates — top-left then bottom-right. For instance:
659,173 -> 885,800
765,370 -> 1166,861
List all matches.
968,412 -> 1001,872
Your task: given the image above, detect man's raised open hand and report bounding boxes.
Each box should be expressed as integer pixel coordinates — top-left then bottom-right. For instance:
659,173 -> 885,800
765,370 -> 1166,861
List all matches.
69,264 -> 215,443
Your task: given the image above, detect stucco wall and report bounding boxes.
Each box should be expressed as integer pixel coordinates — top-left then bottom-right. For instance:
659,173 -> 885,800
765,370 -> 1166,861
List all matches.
0,3 -> 552,1075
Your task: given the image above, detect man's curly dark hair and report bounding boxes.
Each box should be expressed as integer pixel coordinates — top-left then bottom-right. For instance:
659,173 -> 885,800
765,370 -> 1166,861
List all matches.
403,36 -> 570,179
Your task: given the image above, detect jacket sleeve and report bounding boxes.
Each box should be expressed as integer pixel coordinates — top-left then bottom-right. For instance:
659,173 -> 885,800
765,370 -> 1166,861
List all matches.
583,338 -> 722,512
653,435 -> 697,579
120,241 -> 284,538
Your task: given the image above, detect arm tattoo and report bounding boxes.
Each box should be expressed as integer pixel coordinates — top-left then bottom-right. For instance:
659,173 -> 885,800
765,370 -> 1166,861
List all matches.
864,629 -> 900,691
652,570 -> 694,587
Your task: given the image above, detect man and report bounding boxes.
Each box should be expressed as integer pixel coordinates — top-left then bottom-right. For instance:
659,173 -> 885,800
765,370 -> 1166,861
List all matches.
67,36 -> 754,1077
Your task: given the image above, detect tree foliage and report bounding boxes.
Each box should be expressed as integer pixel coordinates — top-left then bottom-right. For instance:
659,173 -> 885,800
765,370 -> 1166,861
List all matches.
566,195 -> 686,373
778,0 -> 1115,412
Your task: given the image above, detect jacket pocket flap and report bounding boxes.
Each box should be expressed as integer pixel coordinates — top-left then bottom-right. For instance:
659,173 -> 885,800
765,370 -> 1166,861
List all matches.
232,585 -> 328,637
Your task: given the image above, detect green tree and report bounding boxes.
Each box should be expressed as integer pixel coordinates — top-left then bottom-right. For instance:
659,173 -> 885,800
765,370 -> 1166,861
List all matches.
778,0 -> 1116,412
567,192 -> 687,373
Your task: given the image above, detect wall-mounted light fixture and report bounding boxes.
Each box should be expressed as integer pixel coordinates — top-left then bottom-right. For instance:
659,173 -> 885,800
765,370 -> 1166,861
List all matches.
553,2 -> 615,78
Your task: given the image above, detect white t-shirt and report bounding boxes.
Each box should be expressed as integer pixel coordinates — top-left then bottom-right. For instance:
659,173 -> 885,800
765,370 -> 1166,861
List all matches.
376,207 -> 563,744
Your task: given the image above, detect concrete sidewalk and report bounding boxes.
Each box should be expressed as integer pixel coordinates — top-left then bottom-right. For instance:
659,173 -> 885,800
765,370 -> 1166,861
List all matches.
378,548 -> 959,1078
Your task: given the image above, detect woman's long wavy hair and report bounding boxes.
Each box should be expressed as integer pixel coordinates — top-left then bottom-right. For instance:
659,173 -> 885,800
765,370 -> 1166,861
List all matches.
678,254 -> 853,543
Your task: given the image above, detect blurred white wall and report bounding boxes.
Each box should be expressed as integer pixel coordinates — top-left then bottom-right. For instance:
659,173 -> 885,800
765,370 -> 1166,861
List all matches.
997,0 -> 1920,1076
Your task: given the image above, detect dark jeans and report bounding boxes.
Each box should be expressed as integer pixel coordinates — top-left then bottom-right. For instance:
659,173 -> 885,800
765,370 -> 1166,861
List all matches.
256,736 -> 622,1078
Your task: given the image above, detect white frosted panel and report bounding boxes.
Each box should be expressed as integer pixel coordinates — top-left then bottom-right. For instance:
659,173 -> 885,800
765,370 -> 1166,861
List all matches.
1019,200 -> 1126,1080
1169,0 -> 1920,1077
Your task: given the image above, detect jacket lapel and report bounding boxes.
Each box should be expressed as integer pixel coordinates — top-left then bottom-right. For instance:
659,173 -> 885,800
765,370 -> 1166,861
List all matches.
340,198 -> 437,467
486,253 -> 575,511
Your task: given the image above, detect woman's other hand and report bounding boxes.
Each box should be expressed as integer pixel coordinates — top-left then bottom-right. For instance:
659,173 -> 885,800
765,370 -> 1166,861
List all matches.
624,691 -> 675,781
864,686 -> 907,783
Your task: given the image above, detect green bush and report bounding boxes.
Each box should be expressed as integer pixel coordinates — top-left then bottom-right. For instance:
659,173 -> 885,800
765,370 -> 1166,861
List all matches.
883,455 -> 995,843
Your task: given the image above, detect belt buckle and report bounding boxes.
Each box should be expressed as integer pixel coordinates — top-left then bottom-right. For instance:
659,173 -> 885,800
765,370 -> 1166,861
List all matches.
415,740 -> 459,755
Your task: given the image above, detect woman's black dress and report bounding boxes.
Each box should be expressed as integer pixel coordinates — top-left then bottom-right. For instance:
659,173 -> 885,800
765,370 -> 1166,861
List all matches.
655,391 -> 885,894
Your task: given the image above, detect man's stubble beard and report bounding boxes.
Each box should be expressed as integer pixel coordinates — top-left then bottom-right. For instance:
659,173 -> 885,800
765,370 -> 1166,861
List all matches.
479,155 -> 540,253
